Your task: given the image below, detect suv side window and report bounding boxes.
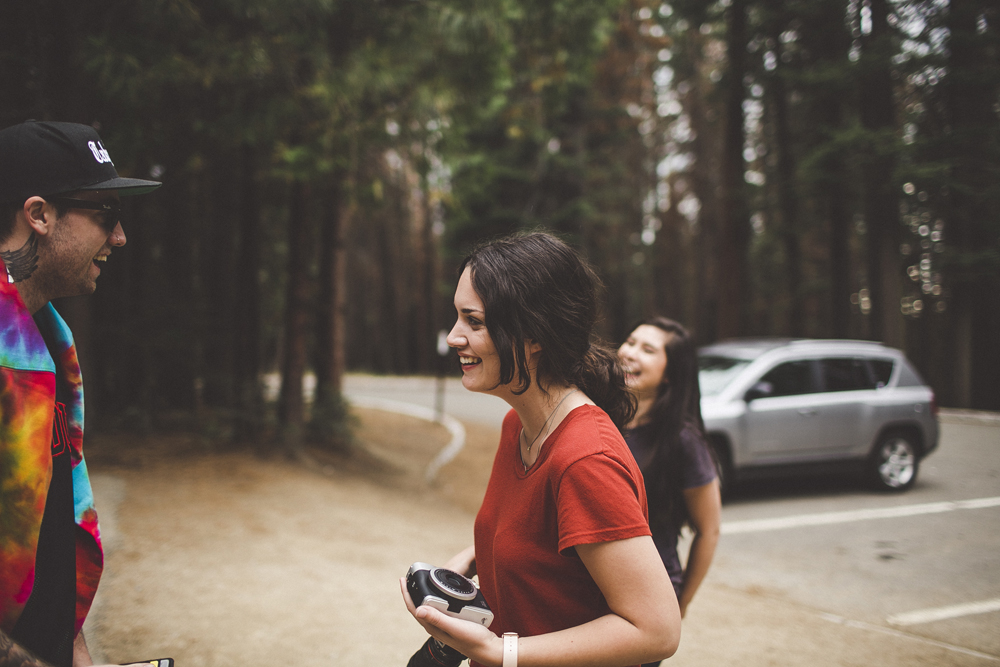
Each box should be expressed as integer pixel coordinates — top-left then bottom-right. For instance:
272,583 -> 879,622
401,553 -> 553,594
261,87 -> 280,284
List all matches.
820,357 -> 875,392
869,359 -> 894,388
759,360 -> 815,397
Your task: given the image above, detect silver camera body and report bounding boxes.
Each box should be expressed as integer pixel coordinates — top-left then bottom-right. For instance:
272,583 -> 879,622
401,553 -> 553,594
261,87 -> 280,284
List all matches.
406,562 -> 494,627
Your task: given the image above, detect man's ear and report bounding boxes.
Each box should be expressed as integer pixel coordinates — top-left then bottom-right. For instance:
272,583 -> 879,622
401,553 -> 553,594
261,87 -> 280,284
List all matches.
22,197 -> 55,237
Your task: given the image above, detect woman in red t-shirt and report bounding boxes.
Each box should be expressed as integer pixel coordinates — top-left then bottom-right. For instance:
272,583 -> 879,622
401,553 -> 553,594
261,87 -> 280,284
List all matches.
400,232 -> 681,667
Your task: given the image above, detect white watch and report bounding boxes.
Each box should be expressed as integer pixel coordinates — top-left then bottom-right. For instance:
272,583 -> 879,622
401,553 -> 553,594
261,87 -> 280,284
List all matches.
503,632 -> 518,667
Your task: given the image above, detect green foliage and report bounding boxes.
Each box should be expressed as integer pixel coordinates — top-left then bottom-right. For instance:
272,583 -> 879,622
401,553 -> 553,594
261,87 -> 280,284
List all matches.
3,0 -> 998,434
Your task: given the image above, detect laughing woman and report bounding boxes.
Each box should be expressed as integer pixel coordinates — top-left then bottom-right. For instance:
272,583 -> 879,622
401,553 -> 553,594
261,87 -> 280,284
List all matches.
617,317 -> 721,646
400,232 -> 680,667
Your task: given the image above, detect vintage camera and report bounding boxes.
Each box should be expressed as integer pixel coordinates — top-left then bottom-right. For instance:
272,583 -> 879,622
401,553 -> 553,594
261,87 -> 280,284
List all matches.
406,562 -> 494,627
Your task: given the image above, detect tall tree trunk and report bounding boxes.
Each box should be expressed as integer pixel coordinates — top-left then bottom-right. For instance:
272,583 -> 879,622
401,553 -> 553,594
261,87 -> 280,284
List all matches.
859,0 -> 903,347
717,0 -> 751,339
653,175 -> 686,323
233,144 -> 263,443
677,23 -> 723,342
202,147 -> 240,413
827,162 -> 851,338
766,4 -> 804,337
278,181 -> 311,451
420,169 -> 441,369
801,0 -> 853,339
156,147 -> 198,413
385,191 -> 410,371
945,1 -> 1000,409
312,174 -> 350,449
43,0 -> 84,121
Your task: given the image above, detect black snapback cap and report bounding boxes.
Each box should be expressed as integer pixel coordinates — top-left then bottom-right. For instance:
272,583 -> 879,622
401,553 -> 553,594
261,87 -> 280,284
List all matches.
0,120 -> 161,203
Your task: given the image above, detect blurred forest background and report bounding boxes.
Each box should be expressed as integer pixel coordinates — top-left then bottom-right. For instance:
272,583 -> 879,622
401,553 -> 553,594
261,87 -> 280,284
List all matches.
2,0 -> 998,452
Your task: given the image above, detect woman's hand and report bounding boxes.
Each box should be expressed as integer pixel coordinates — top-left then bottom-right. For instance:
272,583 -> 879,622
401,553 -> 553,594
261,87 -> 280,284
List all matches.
399,577 -> 502,666
443,545 -> 477,578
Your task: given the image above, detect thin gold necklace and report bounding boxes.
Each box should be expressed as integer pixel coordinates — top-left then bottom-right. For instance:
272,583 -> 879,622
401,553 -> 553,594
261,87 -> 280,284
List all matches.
520,389 -> 578,471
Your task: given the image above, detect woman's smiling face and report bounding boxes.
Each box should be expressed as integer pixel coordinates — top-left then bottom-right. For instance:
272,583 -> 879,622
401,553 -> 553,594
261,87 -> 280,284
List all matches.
618,324 -> 671,399
447,267 -> 503,395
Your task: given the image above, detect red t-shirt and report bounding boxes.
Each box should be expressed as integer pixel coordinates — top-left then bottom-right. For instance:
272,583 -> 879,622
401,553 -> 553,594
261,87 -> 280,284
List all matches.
473,404 -> 650,658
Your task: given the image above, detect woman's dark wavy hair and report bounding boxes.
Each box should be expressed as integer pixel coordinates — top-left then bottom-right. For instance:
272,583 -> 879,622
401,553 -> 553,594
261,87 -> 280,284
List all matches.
629,316 -> 708,534
459,231 -> 636,430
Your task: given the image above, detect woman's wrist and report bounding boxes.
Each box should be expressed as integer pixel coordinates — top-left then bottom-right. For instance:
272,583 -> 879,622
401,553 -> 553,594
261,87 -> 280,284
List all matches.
502,632 -> 518,667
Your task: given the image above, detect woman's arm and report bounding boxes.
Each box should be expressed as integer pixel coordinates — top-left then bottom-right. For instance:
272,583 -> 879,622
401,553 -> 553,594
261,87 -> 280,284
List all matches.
400,535 -> 680,667
678,478 -> 721,617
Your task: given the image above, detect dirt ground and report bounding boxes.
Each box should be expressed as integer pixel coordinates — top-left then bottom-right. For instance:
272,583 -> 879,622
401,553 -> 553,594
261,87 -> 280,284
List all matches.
80,408 -> 993,667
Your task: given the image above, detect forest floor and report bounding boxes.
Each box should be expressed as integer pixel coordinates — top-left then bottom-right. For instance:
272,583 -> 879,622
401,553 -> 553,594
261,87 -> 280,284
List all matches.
80,408 -> 988,667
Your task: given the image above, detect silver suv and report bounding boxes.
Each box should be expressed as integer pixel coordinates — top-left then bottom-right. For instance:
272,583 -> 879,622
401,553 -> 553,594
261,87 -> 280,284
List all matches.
698,339 -> 939,492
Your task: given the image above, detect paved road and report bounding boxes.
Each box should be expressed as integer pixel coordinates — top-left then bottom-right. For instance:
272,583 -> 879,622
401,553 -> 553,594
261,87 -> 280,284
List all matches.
344,373 -> 1000,662
714,416 -> 1000,659
345,373 -> 511,427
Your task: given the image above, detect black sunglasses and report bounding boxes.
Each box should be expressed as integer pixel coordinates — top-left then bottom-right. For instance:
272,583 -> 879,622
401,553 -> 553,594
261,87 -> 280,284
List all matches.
48,197 -> 122,233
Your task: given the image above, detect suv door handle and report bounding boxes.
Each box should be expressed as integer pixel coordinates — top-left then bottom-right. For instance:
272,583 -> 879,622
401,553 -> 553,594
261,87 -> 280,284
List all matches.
798,408 -> 818,416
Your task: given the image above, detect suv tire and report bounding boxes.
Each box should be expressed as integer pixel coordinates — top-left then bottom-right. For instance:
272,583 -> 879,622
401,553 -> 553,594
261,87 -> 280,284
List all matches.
868,430 -> 919,491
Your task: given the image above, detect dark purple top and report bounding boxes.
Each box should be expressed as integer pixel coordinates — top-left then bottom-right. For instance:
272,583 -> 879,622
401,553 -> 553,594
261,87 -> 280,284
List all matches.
624,422 -> 717,594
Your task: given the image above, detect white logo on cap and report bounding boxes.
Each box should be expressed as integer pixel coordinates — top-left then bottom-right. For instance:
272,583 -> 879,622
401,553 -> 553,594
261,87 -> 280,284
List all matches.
88,141 -> 114,165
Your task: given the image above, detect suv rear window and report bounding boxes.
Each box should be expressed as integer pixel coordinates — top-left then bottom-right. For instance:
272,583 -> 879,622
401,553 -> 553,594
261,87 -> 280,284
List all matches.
869,359 -> 894,388
820,358 -> 875,392
895,360 -> 927,387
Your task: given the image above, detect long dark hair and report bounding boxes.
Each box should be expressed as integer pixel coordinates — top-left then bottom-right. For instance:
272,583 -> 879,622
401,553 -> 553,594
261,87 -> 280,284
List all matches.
459,232 -> 636,429
628,316 -> 707,532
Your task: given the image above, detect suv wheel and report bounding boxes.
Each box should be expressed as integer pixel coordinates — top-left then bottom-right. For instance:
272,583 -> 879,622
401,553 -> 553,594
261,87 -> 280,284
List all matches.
869,431 -> 919,491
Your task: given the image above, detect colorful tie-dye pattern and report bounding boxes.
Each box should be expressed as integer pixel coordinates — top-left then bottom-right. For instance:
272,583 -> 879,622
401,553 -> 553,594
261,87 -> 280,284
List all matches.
0,263 -> 103,635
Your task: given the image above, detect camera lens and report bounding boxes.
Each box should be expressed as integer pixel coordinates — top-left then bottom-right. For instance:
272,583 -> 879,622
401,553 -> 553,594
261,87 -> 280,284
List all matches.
430,568 -> 477,600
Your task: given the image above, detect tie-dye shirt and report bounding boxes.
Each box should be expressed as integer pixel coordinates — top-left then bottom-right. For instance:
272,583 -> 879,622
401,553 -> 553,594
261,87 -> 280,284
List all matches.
0,260 -> 103,635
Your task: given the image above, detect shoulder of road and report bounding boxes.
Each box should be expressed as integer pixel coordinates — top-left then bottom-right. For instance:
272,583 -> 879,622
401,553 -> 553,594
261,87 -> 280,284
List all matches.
939,409 -> 1000,426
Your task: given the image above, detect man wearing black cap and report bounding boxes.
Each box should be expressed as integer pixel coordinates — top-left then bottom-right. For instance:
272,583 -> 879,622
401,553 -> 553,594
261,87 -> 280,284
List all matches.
0,120 -> 161,667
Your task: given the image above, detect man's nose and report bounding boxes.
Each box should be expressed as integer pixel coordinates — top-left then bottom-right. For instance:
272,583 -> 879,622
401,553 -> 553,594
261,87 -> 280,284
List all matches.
109,222 -> 127,247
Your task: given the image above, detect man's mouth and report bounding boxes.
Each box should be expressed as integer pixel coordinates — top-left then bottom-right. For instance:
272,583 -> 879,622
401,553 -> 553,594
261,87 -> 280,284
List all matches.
93,255 -> 108,266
